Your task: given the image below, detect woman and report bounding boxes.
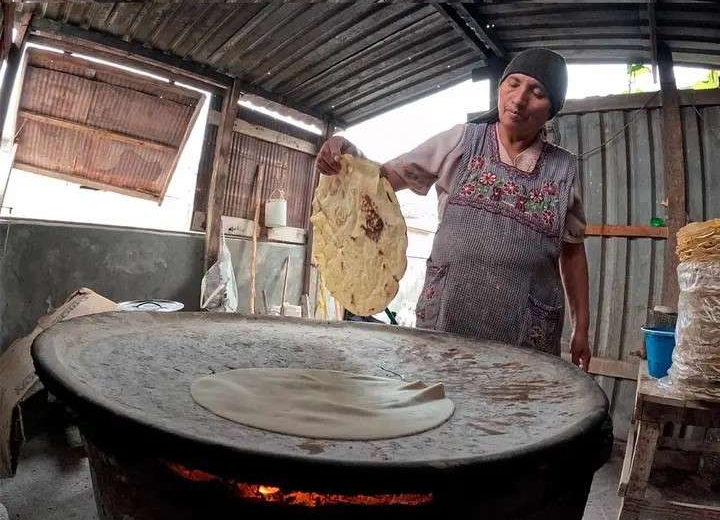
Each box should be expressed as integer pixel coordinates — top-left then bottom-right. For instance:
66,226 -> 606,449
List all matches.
316,49 -> 591,372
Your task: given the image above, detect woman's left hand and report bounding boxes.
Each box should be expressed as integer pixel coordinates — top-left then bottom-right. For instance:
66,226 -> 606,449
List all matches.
570,333 -> 591,372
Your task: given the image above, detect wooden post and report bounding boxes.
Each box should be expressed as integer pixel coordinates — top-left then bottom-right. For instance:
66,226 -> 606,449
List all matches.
487,56 -> 506,113
280,256 -> 290,315
488,76 -> 499,112
658,42 -> 687,309
0,11 -> 30,149
1,2 -> 12,62
0,4 -> 18,142
249,164 -> 265,314
204,79 -> 241,271
302,120 -> 334,297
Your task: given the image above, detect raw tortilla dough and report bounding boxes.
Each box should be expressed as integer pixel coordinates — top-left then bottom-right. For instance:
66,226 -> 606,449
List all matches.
190,368 -> 454,440
310,155 -> 408,316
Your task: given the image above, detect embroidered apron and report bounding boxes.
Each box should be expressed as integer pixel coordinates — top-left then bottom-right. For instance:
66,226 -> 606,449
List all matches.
416,123 -> 576,355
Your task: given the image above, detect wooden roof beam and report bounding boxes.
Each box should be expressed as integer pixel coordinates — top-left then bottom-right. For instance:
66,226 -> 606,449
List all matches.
435,3 -> 506,107
453,4 -> 506,60
648,0 -> 658,82
1,1 -> 13,61
17,110 -> 178,153
434,4 -> 506,61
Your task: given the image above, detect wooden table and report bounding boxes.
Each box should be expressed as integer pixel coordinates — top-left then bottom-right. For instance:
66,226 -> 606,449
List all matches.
618,362 -> 720,519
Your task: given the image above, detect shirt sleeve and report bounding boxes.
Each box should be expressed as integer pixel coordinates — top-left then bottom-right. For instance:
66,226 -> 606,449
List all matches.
382,124 -> 465,196
563,170 -> 587,244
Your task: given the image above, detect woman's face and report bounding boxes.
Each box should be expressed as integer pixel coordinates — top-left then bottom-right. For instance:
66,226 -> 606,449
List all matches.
498,73 -> 551,138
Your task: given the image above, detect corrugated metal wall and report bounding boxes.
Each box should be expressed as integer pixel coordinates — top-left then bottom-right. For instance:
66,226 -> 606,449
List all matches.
222,132 -> 316,228
193,107 -> 319,229
555,94 -> 720,439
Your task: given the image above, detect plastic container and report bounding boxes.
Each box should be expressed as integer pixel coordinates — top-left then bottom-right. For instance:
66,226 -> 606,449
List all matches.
117,300 -> 184,312
641,326 -> 676,378
650,217 -> 665,227
264,188 -> 287,228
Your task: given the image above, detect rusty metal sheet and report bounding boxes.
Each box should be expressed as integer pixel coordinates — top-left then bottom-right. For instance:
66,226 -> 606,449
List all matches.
223,132 -> 314,228
193,125 -> 315,230
15,49 -> 202,201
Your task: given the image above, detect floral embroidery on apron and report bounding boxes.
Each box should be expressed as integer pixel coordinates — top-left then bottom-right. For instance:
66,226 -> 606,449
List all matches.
416,123 -> 577,356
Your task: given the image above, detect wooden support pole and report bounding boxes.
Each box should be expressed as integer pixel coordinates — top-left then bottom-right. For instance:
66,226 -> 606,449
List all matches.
204,80 -> 241,271
1,2 -> 12,62
0,5 -> 18,141
487,56 -> 505,112
488,76 -> 499,112
624,420 -> 662,499
648,0 -> 658,83
249,164 -> 265,314
0,11 -> 30,149
281,256 -> 290,315
658,42 -> 687,309
302,120 -> 333,297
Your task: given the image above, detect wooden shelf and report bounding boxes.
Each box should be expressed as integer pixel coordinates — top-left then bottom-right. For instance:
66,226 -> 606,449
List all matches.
623,469 -> 720,520
585,224 -> 668,238
618,361 -> 720,520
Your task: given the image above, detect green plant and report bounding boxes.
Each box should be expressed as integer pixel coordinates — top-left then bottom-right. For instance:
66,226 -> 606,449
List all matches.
625,63 -> 651,94
692,70 -> 720,90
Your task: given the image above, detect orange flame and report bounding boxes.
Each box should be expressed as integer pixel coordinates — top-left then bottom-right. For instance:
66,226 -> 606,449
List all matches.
235,483 -> 433,507
167,462 -> 432,507
166,462 -> 217,483
258,485 -> 280,496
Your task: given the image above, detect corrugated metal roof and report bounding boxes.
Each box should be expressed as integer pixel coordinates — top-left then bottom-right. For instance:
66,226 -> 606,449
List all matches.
28,2 -> 485,127
14,49 -> 203,201
468,2 -> 720,67
16,1 -> 719,127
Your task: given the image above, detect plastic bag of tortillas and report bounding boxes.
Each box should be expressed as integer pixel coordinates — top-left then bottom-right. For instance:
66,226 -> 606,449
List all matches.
666,260 -> 720,399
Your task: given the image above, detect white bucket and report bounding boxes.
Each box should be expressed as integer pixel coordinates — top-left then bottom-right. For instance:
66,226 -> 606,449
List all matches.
265,199 -> 287,228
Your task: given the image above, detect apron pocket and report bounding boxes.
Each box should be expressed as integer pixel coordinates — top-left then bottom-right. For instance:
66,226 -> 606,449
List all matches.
522,295 -> 563,355
415,261 -> 448,330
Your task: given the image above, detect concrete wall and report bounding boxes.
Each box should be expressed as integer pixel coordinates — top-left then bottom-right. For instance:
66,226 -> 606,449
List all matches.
0,218 -> 304,354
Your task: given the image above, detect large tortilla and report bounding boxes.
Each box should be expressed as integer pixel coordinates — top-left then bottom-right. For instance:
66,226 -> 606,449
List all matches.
311,155 -> 407,316
190,368 -> 454,440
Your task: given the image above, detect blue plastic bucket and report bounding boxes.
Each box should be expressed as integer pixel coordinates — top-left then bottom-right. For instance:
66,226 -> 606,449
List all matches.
641,326 -> 676,378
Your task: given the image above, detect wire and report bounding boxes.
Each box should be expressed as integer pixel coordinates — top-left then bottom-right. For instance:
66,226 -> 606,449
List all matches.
577,91 -> 661,160
692,104 -> 720,143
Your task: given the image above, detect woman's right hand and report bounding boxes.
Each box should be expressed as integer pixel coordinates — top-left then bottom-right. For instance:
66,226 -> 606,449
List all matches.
315,136 -> 361,175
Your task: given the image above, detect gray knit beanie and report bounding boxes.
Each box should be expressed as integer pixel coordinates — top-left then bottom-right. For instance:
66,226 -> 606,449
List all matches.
500,48 -> 568,118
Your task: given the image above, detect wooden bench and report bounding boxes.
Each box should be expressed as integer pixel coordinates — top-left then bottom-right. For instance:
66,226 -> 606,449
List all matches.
618,362 -> 720,519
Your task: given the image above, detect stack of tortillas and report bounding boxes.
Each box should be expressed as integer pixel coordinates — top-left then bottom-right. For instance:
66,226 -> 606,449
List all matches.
677,219 -> 720,262
311,155 -> 407,316
668,219 -> 720,400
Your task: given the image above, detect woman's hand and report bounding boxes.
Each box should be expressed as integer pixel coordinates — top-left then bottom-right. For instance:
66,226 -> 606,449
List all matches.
570,331 -> 591,372
315,136 -> 362,175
